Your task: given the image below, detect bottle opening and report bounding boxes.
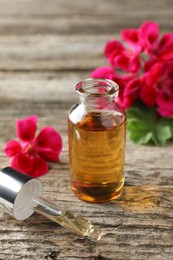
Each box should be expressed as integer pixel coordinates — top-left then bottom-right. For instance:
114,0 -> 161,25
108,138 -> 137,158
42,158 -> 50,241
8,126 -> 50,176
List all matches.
76,78 -> 119,98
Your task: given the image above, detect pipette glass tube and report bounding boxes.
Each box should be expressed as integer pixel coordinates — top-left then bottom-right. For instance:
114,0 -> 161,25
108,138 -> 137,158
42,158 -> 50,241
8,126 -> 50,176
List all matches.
0,167 -> 103,241
32,196 -> 102,240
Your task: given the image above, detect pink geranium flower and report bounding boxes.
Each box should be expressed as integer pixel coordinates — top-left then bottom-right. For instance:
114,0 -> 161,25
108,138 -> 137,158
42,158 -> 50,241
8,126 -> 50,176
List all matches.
156,62 -> 173,117
91,66 -> 117,81
157,84 -> 173,117
104,40 -> 141,73
121,27 -> 145,53
5,115 -> 62,177
140,21 -> 159,54
140,62 -> 162,107
91,21 -> 173,118
121,21 -> 173,61
91,21 -> 173,146
123,78 -> 141,108
91,66 -> 135,107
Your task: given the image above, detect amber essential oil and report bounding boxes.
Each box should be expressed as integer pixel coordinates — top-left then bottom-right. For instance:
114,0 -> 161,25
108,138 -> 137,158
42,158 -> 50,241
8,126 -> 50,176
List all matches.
68,111 -> 126,203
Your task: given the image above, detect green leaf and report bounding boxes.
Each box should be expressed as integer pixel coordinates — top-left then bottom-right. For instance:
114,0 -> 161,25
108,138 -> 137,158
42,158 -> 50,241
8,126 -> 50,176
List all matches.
126,107 -> 146,121
126,107 -> 173,146
152,125 -> 171,145
160,117 -> 173,138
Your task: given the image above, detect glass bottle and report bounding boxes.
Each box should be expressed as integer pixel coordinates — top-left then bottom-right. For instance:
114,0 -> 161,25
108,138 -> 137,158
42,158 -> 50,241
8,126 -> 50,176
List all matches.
68,78 -> 126,203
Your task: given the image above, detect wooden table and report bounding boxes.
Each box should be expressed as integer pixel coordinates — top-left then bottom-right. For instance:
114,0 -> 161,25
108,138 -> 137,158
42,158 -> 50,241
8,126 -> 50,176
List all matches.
0,0 -> 172,259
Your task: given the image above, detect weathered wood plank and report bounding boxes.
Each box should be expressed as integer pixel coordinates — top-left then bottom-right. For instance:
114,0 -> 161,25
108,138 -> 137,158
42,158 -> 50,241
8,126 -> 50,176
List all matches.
0,89 -> 172,260
0,0 -> 173,35
0,35 -> 108,70
0,72 -> 92,102
0,12 -> 172,36
0,0 -> 172,18
0,105 -> 172,259
0,104 -> 173,259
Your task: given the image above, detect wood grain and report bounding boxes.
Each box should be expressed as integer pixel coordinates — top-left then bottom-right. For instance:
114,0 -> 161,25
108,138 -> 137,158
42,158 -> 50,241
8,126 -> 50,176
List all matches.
0,0 -> 172,259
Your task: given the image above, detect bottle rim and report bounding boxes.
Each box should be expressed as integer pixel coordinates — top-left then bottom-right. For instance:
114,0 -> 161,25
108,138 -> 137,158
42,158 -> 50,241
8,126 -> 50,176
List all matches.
75,78 -> 119,98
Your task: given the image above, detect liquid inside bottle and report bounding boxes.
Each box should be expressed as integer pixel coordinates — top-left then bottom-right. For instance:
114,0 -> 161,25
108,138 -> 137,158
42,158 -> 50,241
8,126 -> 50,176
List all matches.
68,110 -> 126,203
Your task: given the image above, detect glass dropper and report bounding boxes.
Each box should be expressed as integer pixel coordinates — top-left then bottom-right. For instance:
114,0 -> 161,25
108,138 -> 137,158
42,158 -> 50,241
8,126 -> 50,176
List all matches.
0,167 -> 103,241
32,196 -> 103,240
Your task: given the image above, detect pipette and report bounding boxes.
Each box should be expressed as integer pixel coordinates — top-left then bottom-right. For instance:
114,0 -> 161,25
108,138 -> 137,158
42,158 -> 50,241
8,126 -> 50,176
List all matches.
0,167 -> 102,240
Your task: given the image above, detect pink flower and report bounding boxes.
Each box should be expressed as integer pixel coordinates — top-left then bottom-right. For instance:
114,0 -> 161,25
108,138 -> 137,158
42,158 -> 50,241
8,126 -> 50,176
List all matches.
140,21 -> 159,54
91,66 -> 135,107
123,78 -> 141,108
121,28 -> 144,53
118,62 -> 162,109
139,22 -> 173,61
140,62 -> 162,107
121,21 -> 173,63
157,84 -> 173,117
91,66 -> 117,81
91,21 -> 173,118
90,21 -> 173,146
5,115 -> 62,177
157,34 -> 173,61
104,40 -> 141,73
156,62 -> 173,117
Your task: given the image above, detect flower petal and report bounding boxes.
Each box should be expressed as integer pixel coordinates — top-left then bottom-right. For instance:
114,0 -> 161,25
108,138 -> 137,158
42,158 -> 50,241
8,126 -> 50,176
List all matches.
143,62 -> 162,86
140,83 -> 158,107
157,84 -> 173,117
111,52 -> 130,70
156,33 -> 173,61
91,66 -> 116,80
36,148 -> 60,161
17,115 -> 38,142
5,140 -> 22,157
104,40 -> 124,58
123,78 -> 141,108
163,61 -> 173,82
34,127 -> 62,161
141,21 -> 159,53
159,33 -> 173,52
11,153 -> 33,174
121,28 -> 143,52
140,63 -> 162,107
107,46 -> 141,73
28,157 -> 48,178
158,49 -> 173,61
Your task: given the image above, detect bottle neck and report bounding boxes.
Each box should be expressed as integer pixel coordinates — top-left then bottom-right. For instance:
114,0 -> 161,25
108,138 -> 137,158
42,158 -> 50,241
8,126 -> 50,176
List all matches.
76,78 -> 119,111
78,95 -> 115,111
